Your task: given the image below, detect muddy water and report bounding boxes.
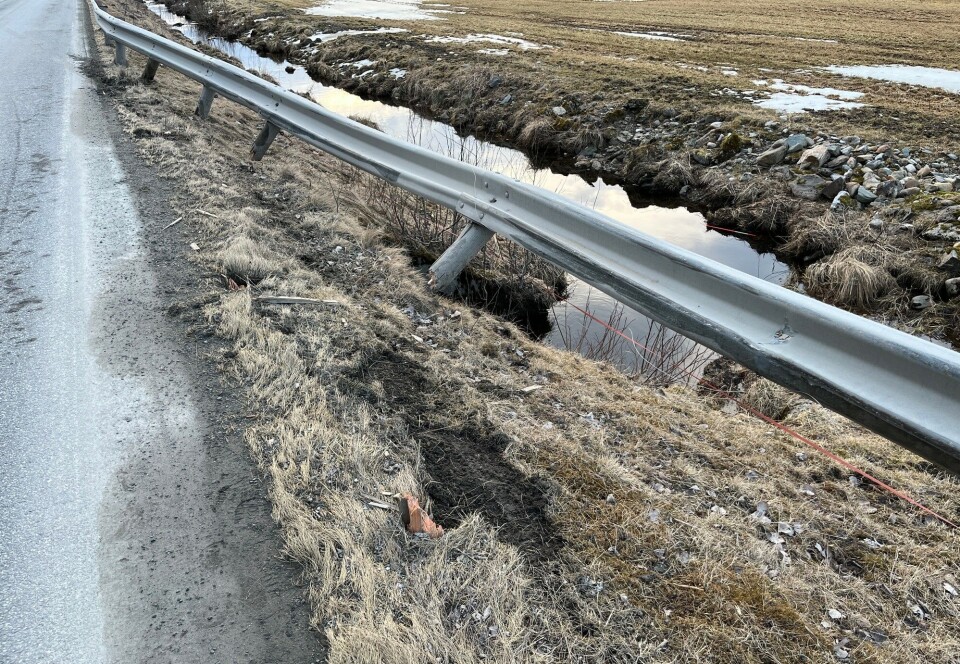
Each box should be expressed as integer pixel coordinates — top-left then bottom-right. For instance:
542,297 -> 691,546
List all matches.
145,2 -> 789,378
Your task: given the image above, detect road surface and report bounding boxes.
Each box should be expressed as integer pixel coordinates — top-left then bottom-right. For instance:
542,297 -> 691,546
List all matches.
0,0 -> 322,661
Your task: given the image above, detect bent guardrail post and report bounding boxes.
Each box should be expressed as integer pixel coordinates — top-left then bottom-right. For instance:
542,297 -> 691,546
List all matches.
251,121 -> 280,161
87,1 -> 960,474
142,57 -> 160,82
195,85 -> 216,119
429,221 -> 495,293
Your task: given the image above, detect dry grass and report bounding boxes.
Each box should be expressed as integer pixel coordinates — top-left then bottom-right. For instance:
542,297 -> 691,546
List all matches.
805,247 -> 898,310
207,0 -> 960,149
92,4 -> 960,663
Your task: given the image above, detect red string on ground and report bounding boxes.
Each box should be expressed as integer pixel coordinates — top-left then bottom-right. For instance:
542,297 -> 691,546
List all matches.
561,299 -> 957,529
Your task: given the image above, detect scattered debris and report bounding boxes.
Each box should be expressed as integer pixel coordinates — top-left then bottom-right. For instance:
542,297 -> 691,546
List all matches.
398,493 -> 443,539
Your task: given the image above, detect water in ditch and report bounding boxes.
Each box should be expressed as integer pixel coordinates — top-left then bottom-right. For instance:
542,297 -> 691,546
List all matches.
145,1 -> 790,379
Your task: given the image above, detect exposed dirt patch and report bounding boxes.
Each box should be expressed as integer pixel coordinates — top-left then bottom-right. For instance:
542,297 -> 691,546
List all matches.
343,348 -> 563,560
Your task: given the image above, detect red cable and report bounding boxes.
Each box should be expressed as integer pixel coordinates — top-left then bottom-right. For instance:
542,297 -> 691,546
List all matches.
561,299 -> 958,529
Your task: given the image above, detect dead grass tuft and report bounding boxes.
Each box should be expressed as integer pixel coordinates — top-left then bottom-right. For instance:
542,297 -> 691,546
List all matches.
805,247 -> 898,310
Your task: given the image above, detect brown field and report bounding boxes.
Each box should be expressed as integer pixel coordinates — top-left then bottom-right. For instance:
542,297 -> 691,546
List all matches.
206,0 -> 960,149
93,1 -> 960,662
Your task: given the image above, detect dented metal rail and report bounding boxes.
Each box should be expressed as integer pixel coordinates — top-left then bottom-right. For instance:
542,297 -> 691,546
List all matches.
92,2 -> 960,473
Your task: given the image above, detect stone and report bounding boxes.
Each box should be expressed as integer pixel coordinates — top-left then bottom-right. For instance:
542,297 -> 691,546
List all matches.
876,143 -> 891,153
906,164 -> 917,174
831,191 -> 855,211
946,277 -> 960,298
791,175 -> 829,200
798,144 -> 830,169
821,177 -> 845,200
918,165 -> 932,178
931,182 -> 954,193
551,106 -> 567,116
785,134 -> 811,153
824,155 -> 849,169
488,74 -> 503,88
757,143 -> 788,166
876,180 -> 902,198
939,250 -> 960,275
499,94 -> 513,105
854,186 -> 878,204
902,176 -> 920,189
935,206 -> 960,223
866,159 -> 884,170
909,295 -> 932,310
899,187 -> 921,198
709,121 -> 723,129
869,217 -> 884,230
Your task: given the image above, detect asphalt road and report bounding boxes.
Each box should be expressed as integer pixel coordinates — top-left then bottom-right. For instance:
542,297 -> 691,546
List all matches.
0,0 -> 322,661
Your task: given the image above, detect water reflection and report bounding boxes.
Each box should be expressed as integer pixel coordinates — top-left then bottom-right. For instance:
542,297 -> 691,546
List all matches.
145,1 -> 790,380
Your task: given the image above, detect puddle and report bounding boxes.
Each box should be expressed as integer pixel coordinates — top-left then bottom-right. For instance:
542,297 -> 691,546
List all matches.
751,78 -> 865,113
304,0 -> 450,20
309,27 -> 408,42
425,34 -> 546,50
145,1 -> 789,379
824,65 -> 960,94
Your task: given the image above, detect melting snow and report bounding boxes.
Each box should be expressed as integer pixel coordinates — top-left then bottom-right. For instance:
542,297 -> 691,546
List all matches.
309,27 -> 408,42
612,30 -> 689,41
425,33 -> 546,50
748,78 -> 865,113
305,0 -> 447,20
824,65 -> 960,94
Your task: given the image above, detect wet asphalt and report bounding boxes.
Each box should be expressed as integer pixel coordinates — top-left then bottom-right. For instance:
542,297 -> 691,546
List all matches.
0,0 -> 323,661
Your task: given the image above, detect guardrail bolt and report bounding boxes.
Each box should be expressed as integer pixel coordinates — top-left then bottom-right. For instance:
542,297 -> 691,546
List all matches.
142,58 -> 161,83
195,85 -> 216,120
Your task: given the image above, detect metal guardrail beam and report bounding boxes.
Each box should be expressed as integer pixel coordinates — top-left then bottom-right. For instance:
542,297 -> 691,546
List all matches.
91,2 -> 960,473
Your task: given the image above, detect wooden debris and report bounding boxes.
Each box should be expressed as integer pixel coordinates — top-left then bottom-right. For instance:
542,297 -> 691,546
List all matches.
162,216 -> 183,230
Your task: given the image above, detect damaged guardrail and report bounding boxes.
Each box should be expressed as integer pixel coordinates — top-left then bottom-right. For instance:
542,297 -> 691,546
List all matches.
92,1 -> 960,473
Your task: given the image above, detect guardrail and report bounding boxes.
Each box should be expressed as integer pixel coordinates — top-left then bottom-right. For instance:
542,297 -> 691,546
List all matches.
92,1 -> 960,473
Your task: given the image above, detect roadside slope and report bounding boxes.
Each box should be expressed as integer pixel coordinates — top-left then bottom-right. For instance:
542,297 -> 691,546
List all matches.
90,3 -> 960,662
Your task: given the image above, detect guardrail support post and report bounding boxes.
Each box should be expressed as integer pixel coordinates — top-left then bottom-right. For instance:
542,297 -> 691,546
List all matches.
195,85 -> 216,119
114,43 -> 127,67
142,58 -> 160,82
428,222 -> 495,293
250,121 -> 280,161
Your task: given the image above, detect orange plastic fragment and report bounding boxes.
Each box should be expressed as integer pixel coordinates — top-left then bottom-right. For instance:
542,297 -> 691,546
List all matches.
398,493 -> 444,539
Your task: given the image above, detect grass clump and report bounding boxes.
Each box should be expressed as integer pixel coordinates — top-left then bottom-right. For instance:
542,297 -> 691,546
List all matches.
805,247 -> 897,310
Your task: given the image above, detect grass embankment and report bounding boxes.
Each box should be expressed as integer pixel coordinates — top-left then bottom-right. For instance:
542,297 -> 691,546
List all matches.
161,0 -> 960,342
92,2 -> 960,662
